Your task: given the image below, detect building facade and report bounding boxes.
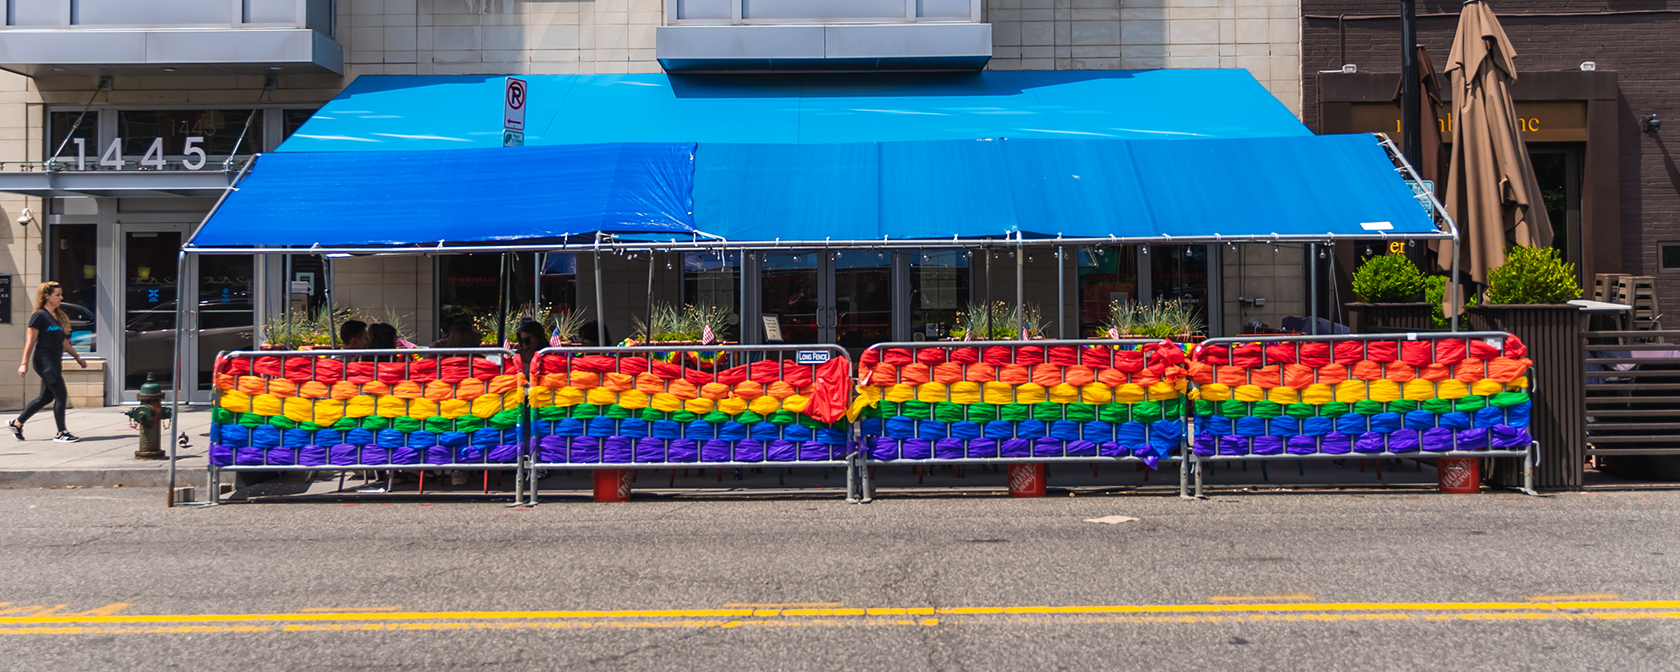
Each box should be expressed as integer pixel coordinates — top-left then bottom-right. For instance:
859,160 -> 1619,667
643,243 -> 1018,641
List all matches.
1301,0 -> 1680,311
0,0 -> 1309,407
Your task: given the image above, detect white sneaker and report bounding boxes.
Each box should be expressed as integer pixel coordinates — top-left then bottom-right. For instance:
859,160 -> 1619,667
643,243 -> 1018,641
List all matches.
53,432 -> 80,443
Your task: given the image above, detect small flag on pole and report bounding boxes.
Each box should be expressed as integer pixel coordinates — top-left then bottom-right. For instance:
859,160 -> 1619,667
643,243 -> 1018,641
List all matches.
550,331 -> 565,347
1106,327 -> 1119,340
701,323 -> 716,345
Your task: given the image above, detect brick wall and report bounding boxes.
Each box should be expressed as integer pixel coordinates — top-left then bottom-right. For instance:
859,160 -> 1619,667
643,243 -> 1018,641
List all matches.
1302,1 -> 1680,308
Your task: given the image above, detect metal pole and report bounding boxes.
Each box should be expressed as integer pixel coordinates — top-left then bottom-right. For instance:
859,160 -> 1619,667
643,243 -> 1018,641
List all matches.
646,251 -> 656,330
1015,236 -> 1025,338
1400,0 -> 1421,168
1056,245 -> 1065,338
1450,239 -> 1461,332
534,252 -> 542,324
325,256 -> 337,348
594,250 -> 607,346
1309,243 -> 1319,335
496,253 -> 509,347
167,249 -> 185,507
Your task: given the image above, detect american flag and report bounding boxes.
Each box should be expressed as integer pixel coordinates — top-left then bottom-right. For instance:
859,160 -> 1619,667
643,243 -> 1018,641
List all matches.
701,323 -> 716,345
1106,327 -> 1119,340
550,330 -> 565,347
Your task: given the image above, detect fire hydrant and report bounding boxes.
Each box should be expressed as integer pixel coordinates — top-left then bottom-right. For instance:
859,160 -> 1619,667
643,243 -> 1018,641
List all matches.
125,373 -> 172,460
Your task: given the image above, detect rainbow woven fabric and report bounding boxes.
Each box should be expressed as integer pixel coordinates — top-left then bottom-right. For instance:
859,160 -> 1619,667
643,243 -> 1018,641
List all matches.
207,354 -> 526,467
527,353 -> 852,464
1188,336 -> 1535,456
853,343 -> 1189,468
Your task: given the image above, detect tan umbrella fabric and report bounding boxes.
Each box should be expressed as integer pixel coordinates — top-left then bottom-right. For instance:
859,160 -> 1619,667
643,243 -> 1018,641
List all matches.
1395,46 -> 1448,200
1440,1 -> 1552,292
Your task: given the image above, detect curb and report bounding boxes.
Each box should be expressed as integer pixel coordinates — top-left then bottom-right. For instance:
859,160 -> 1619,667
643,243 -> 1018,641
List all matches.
0,468 -> 173,489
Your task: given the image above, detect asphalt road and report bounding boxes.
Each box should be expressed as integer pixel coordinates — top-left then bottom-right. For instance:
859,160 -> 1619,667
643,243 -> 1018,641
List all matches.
1,486 -> 1677,671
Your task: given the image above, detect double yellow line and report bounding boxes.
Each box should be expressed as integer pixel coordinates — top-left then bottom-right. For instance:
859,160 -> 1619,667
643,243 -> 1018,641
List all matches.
2,600 -> 1676,636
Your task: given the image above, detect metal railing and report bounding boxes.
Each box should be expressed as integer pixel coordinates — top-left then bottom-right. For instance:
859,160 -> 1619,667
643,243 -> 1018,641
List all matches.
1189,332 -> 1539,497
1584,330 -> 1680,457
205,347 -> 527,504
853,339 -> 1192,500
525,343 -> 859,504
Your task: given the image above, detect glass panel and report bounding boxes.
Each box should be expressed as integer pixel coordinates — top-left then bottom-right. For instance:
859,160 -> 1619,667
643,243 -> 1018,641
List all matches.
439,253 -> 568,342
683,252 -> 740,342
833,251 -> 892,349
196,255 -> 254,390
910,249 -> 968,341
1530,151 -> 1570,264
1151,245 -> 1210,334
1078,245 -> 1139,337
761,252 -> 819,344
49,224 -> 97,353
124,231 -> 181,391
47,111 -> 97,166
282,109 -> 317,141
1663,245 -> 1680,270
116,109 -> 260,160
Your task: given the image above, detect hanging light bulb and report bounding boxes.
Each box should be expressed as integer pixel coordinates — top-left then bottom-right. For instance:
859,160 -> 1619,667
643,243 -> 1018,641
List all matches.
1027,254 -> 1034,262
1319,247 -> 1328,259
1186,247 -> 1194,258
1094,247 -> 1104,257
1272,245 -> 1280,255
666,261 -> 674,270
1142,245 -> 1149,255
833,251 -> 841,261
964,250 -> 973,259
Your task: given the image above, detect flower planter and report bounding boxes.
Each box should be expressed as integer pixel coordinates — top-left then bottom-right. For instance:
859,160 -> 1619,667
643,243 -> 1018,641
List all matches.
1466,303 -> 1586,490
1343,302 -> 1433,334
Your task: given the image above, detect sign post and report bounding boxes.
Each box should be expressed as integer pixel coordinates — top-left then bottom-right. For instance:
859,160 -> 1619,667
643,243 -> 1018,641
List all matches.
503,77 -> 527,147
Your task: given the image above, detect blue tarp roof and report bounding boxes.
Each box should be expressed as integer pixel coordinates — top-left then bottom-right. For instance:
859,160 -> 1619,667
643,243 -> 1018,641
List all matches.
280,70 -> 1311,151
189,143 -> 698,248
694,134 -> 1437,241
187,70 -> 1441,250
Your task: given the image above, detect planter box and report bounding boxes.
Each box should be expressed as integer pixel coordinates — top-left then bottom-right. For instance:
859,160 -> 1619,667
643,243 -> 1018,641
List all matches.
1467,303 -> 1587,490
1343,302 -> 1433,333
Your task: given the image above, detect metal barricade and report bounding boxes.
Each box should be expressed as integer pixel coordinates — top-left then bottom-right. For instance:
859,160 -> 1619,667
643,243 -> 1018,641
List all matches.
853,339 -> 1193,500
206,347 -> 528,503
1188,332 -> 1540,497
525,343 -> 858,504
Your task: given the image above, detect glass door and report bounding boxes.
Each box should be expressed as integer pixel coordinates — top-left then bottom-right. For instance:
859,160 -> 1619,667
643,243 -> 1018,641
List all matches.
832,251 -> 892,349
122,230 -> 182,396
193,255 -> 255,397
760,252 -> 822,344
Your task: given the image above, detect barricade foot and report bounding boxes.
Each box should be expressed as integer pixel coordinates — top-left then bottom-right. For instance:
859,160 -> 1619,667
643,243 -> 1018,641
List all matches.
1007,464 -> 1046,497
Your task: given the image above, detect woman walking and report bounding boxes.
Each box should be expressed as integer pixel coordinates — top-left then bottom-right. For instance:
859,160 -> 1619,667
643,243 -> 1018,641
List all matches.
12,282 -> 87,442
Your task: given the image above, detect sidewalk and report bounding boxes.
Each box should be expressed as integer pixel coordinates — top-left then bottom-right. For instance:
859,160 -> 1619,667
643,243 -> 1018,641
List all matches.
0,405 -> 210,488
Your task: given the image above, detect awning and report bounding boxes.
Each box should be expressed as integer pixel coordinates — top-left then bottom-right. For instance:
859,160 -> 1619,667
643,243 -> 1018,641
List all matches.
280,69 -> 1311,151
186,143 -> 699,250
694,134 -> 1442,242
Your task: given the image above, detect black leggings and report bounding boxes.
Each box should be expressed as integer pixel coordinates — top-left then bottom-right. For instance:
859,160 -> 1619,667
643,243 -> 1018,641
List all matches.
17,356 -> 67,432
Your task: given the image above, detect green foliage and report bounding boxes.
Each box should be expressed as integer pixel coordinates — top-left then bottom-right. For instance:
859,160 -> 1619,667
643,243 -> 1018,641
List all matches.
1425,276 -> 1449,330
950,301 -> 1047,340
1351,254 -> 1427,303
1485,245 -> 1582,305
632,303 -> 731,343
263,305 -> 415,349
1105,298 -> 1204,338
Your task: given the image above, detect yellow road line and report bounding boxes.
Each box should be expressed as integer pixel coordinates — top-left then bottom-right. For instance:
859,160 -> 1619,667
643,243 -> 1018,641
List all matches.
3,600 -> 1679,626
721,603 -> 844,608
297,607 -> 404,613
6,611 -> 1680,636
1528,593 -> 1619,601
1208,595 -> 1314,602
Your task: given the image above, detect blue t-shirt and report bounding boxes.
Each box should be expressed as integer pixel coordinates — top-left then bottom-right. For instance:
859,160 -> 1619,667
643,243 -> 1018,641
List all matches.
29,308 -> 65,361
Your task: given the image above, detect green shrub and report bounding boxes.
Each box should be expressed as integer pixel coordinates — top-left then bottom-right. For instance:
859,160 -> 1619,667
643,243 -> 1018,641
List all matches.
1351,254 -> 1427,303
1485,245 -> 1582,305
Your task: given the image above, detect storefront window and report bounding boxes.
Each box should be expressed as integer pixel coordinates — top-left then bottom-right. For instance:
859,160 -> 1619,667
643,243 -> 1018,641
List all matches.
682,252 -> 740,342
49,224 -> 97,353
1151,245 -> 1210,333
439,253 -> 575,339
761,252 -> 820,344
910,250 -> 968,341
116,109 -> 260,159
1078,245 -> 1138,337
282,109 -> 317,140
46,112 -> 97,166
833,251 -> 892,349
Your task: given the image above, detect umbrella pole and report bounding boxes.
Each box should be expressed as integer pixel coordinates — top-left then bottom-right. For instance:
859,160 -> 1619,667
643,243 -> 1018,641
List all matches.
1450,239 -> 1461,332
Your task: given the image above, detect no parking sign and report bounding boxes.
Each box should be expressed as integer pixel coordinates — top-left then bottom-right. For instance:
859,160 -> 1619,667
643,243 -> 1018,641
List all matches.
503,77 -> 526,146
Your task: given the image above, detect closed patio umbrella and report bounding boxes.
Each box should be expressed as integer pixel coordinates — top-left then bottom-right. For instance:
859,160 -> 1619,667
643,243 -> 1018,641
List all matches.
1440,0 -> 1552,305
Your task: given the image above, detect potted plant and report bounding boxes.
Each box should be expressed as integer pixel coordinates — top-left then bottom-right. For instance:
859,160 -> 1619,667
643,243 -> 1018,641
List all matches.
947,301 -> 1048,340
1345,253 -> 1433,333
1100,298 -> 1205,342
631,303 -> 733,345
1465,245 -> 1585,489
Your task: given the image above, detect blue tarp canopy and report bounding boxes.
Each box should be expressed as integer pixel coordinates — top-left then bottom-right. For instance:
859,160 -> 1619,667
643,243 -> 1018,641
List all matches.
188,143 -> 699,249
694,134 -> 1438,241
187,70 -> 1442,251
280,70 -> 1311,151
